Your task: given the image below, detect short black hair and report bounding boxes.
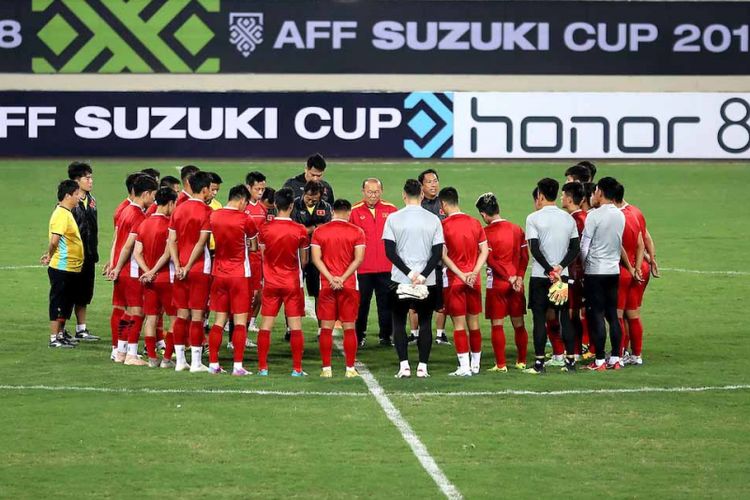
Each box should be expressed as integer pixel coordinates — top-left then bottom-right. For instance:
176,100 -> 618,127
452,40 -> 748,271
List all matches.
475,192 -> 500,216
261,187 -> 275,204
155,187 -> 178,206
208,172 -> 223,185
306,153 -> 326,171
438,187 -> 459,206
228,184 -> 251,202
67,161 -> 92,180
583,182 -> 596,203
614,182 -> 625,203
535,178 -> 559,202
597,176 -> 620,201
188,171 -> 213,194
562,182 -> 584,205
275,187 -> 295,211
564,164 -> 591,183
160,175 -> 179,188
403,179 -> 422,198
303,180 -> 322,196
418,168 -> 439,184
180,165 -> 200,182
333,199 -> 352,212
125,172 -> 142,193
577,161 -> 597,181
133,175 -> 158,196
57,179 -> 79,202
141,168 -> 160,180
245,171 -> 266,186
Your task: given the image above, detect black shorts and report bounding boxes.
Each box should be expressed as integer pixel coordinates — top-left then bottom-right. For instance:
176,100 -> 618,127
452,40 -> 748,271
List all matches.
304,262 -> 320,298
528,276 -> 570,313
48,267 -> 78,321
584,274 -> 620,311
73,258 -> 95,306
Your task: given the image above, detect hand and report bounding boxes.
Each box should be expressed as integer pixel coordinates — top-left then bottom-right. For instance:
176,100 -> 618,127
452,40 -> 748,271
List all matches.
635,268 -> 644,283
509,275 -> 521,292
139,271 -> 154,283
411,274 -> 426,285
465,272 -> 478,287
180,265 -> 192,279
330,276 -> 344,290
107,267 -> 120,281
650,260 -> 661,278
548,265 -> 562,283
102,262 -> 111,276
176,267 -> 186,280
40,252 -> 51,266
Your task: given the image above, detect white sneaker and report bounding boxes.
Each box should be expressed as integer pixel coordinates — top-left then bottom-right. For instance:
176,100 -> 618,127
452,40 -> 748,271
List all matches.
470,364 -> 480,375
625,354 -> 643,366
416,367 -> 430,378
147,358 -> 159,368
190,364 -> 210,373
544,356 -> 565,367
227,342 -> 234,350
160,358 -> 175,369
449,367 -> 472,377
175,361 -> 191,372
247,323 -> 259,333
245,338 -> 257,348
395,367 -> 412,378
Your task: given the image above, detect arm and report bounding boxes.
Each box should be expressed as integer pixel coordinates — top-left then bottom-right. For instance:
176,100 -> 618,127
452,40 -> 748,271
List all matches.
420,243 -> 444,279
340,245 -> 365,283
441,246 -> 467,284
141,243 -> 171,283
110,233 -> 137,280
311,245 -> 338,289
620,246 -> 635,277
635,232 -> 645,281
182,231 -> 210,275
558,237 -> 580,272
105,229 -> 118,274
133,240 -> 150,274
644,229 -> 660,277
40,234 -> 61,265
527,238 -> 553,275
248,236 -> 258,252
299,246 -> 309,268
384,239 -> 412,277
167,229 -> 182,278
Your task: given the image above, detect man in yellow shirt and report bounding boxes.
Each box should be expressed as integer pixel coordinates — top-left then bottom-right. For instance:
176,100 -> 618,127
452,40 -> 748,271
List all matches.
41,180 -> 84,348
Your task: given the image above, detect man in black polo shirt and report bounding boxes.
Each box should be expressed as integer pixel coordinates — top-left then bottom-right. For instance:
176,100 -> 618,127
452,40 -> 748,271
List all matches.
68,161 -> 100,341
283,153 -> 335,204
291,181 -> 333,335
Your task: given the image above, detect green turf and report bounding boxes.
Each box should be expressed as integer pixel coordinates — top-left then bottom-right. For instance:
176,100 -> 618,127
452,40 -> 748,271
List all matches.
1,160 -> 749,498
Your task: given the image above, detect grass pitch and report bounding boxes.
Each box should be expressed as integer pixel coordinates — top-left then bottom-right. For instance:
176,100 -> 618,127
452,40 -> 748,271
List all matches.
1,160 -> 749,498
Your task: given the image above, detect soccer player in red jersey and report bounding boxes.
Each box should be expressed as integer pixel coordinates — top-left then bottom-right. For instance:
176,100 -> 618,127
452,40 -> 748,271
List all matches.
311,199 -> 366,378
108,175 -> 158,365
133,187 -> 178,368
475,193 -> 530,372
206,185 -> 259,375
561,182 -> 590,358
167,171 -> 214,372
244,171 -> 268,334
438,187 -> 489,376
176,165 -> 200,206
257,187 -> 310,376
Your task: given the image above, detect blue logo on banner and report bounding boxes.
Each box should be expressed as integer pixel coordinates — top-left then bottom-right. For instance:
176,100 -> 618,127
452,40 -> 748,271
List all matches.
403,92 -> 453,158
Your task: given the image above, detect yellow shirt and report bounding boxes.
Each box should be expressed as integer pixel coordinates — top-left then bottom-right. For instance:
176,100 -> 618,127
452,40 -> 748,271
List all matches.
208,198 -> 222,251
49,205 -> 83,272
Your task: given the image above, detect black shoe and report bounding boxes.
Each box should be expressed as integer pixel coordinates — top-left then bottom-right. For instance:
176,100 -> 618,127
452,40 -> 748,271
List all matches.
435,333 -> 451,345
74,329 -> 100,341
61,330 -> 79,345
407,333 -> 418,345
284,329 -> 291,343
562,360 -> 577,373
379,338 -> 393,347
49,335 -> 76,348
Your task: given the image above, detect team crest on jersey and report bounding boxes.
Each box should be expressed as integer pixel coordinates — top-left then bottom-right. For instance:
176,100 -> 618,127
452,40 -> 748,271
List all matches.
316,209 -> 326,216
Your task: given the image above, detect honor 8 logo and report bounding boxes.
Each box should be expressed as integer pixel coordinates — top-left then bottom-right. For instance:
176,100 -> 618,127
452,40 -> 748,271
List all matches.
229,13 -> 264,57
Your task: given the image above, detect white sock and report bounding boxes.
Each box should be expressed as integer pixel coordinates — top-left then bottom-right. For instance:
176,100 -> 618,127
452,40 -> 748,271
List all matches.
209,362 -> 220,370
322,366 -> 331,371
470,352 -> 481,367
156,339 -> 166,350
317,328 -> 322,336
595,358 -> 605,367
127,343 -> 138,356
117,340 -> 127,353
346,365 -> 355,371
76,324 -> 86,333
233,362 -> 243,370
609,356 -> 620,364
457,353 -> 470,371
410,329 -> 419,337
50,334 -> 57,342
553,354 -> 564,361
111,346 -> 117,354
400,360 -> 410,371
249,317 -> 256,328
175,345 -> 186,364
437,329 -> 445,337
223,322 -> 230,332
417,362 -> 428,373
190,346 -> 202,366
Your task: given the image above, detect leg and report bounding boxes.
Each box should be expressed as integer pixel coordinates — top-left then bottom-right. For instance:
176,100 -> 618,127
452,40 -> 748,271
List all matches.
391,292 -> 410,363
374,273 -> 393,342
510,316 -> 528,365
415,291 -> 435,365
355,273 -> 375,342
287,315 -> 304,373
604,275 -> 622,360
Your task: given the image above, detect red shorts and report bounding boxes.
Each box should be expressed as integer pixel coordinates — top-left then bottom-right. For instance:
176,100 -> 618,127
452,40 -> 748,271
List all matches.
249,257 -> 263,291
443,283 -> 482,317
485,283 -> 526,320
261,286 -> 304,318
112,279 -> 126,307
317,288 -> 360,323
210,276 -> 250,314
618,263 -> 650,310
121,276 -> 143,308
172,272 -> 211,311
569,280 -> 585,309
143,281 -> 176,316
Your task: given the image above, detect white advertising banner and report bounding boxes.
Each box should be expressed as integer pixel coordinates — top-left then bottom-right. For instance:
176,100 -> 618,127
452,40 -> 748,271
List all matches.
453,92 -> 750,159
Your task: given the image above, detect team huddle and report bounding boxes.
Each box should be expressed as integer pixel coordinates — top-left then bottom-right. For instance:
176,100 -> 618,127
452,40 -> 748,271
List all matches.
42,157 -> 658,377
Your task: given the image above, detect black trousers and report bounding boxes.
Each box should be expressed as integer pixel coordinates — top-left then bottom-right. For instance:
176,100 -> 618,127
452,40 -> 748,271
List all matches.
584,274 -> 621,360
48,267 -> 78,321
528,277 -> 575,358
355,272 -> 393,341
391,282 -> 438,364
73,257 -> 96,307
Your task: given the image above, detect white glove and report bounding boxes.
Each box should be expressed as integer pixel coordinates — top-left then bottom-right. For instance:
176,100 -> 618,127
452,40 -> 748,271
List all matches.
397,283 -> 429,300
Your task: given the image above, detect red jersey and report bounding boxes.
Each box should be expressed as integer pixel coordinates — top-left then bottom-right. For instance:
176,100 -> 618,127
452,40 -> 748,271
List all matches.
311,219 -> 366,290
210,207 -> 259,278
570,209 -> 588,279
135,213 -> 172,283
441,213 -> 487,287
349,200 -> 398,274
621,208 -> 643,267
483,219 -> 528,289
259,217 -> 309,289
115,203 -> 147,277
113,197 -> 130,227
145,203 -> 158,216
169,198 -> 212,276
622,203 -> 647,242
571,209 -> 587,236
245,201 -> 267,265
176,190 -> 191,206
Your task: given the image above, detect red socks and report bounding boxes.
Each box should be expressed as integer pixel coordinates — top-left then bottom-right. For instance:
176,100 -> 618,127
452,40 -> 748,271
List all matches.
290,329 -> 304,372
619,317 -> 629,355
172,317 -> 188,346
343,328 -> 357,368
232,324 -> 247,363
491,325 -> 506,367
319,328 -> 333,367
156,315 -> 164,342
513,325 -> 528,363
453,329 -> 469,355
581,315 -> 590,347
145,336 -> 157,359
110,308 -> 124,347
628,318 -> 644,356
208,325 -> 223,363
546,320 -> 564,355
127,315 -> 144,344
257,329 -> 271,370
189,320 -> 204,348
117,312 -> 132,342
469,329 -> 482,353
164,331 -> 174,359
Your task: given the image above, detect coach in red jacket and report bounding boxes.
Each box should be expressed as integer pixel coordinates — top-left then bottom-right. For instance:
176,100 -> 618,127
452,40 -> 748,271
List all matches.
350,178 -> 397,347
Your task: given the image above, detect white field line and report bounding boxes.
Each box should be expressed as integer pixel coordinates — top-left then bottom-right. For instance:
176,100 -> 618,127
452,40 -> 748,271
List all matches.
333,339 -> 463,500
0,264 -> 44,270
401,384 -> 750,398
0,384 -> 367,397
